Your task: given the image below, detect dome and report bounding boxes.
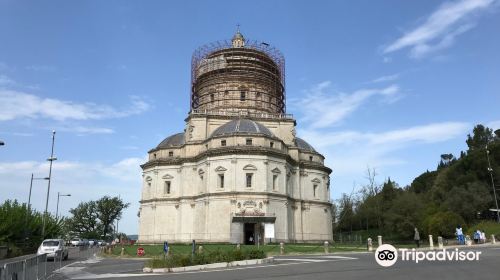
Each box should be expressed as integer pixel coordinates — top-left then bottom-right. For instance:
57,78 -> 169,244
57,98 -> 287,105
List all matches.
157,132 -> 185,149
295,137 -> 316,152
211,119 -> 274,138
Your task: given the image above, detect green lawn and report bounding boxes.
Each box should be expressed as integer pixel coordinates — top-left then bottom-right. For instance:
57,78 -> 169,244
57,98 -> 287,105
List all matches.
109,243 -> 366,257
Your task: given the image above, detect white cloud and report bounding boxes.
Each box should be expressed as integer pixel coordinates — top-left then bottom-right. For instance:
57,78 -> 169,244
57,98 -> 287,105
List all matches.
371,74 -> 400,83
0,157 -> 146,234
57,125 -> 115,135
0,75 -> 15,86
383,0 -> 496,58
25,65 -> 57,72
292,82 -> 399,128
487,120 -> 500,130
0,89 -> 151,122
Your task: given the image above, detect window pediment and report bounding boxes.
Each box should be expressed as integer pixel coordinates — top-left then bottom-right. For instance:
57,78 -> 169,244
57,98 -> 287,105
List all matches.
271,167 -> 281,174
243,164 -> 257,171
162,174 -> 174,180
215,166 -> 227,172
145,176 -> 152,182
311,178 -> 321,184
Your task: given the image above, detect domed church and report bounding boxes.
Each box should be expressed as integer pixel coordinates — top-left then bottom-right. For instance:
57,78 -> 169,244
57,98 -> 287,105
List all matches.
138,30 -> 333,244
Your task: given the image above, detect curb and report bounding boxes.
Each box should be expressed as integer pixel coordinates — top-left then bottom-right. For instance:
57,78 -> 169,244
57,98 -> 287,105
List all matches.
143,257 -> 274,273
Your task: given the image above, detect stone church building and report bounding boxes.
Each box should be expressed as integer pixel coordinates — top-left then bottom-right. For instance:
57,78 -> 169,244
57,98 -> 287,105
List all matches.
138,30 -> 333,244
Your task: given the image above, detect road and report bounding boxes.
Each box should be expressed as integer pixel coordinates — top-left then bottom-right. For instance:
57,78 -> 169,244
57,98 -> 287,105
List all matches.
56,246 -> 500,280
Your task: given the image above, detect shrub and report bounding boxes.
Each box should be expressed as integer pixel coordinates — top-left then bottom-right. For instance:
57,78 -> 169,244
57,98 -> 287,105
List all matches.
424,211 -> 466,238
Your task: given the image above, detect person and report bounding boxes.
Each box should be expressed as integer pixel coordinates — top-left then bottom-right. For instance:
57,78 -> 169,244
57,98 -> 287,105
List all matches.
480,230 -> 486,244
249,235 -> 254,244
414,227 -> 420,248
473,229 -> 480,244
456,225 -> 464,245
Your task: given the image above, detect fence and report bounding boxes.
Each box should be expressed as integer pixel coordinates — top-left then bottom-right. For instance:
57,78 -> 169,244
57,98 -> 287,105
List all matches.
0,246 -> 99,280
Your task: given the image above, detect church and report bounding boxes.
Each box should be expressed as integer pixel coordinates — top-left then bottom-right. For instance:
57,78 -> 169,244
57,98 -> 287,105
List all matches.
138,30 -> 333,244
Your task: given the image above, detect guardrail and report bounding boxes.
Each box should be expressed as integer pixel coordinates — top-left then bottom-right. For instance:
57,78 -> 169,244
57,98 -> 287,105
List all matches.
0,246 -> 99,280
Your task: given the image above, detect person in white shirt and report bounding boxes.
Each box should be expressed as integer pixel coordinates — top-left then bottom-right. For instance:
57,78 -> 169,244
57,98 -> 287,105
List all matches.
456,225 -> 464,245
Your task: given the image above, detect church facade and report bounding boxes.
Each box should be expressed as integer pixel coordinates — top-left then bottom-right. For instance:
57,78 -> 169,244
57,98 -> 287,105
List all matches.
138,31 -> 333,244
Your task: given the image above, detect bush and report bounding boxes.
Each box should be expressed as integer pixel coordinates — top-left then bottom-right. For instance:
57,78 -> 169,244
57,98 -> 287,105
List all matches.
466,221 -> 500,238
146,248 -> 266,268
424,211 -> 466,238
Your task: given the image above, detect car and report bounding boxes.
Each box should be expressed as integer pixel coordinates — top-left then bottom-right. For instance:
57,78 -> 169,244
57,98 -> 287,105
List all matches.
97,240 -> 107,246
37,239 -> 68,260
82,239 -> 90,246
70,238 -> 83,246
88,239 -> 97,246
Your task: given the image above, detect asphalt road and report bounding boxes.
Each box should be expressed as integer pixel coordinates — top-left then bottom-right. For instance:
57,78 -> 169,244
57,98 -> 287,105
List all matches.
57,246 -> 500,280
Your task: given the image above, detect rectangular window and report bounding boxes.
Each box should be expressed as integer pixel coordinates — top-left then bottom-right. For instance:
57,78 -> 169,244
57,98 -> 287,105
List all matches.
221,140 -> 226,146
240,91 -> 246,101
164,181 -> 171,194
246,173 -> 253,188
210,93 -> 214,102
273,175 -> 278,190
169,151 -> 174,157
313,184 -> 318,197
309,156 -> 313,161
270,142 -> 274,148
219,174 -> 224,188
246,139 -> 252,146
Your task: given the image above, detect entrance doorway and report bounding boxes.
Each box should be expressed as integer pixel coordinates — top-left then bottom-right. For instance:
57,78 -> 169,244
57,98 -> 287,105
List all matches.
244,223 -> 255,245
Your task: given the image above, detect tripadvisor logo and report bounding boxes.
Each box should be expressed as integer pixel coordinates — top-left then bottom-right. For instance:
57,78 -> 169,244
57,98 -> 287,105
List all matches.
375,244 -> 482,267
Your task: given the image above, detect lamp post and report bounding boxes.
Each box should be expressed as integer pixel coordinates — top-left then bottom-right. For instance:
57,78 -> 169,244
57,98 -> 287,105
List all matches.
28,174 -> 50,212
0,140 -> 4,146
42,130 -> 57,238
486,145 -> 500,223
56,192 -> 71,219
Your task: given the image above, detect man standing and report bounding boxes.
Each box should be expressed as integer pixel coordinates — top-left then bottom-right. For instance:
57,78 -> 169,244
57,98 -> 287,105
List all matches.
456,225 -> 464,245
414,227 -> 420,248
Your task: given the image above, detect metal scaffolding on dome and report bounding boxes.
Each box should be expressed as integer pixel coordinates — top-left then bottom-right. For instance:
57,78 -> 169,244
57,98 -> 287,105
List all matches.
190,38 -> 286,115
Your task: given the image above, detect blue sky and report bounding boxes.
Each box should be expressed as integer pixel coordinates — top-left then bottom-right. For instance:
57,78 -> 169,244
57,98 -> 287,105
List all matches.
1,0 -> 499,234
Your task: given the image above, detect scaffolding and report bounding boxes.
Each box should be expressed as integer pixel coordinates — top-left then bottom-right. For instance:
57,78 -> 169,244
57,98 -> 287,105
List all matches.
191,39 -> 286,115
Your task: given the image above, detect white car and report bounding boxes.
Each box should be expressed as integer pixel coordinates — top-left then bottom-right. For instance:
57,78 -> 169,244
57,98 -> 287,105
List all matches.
70,238 -> 83,246
37,239 -> 69,260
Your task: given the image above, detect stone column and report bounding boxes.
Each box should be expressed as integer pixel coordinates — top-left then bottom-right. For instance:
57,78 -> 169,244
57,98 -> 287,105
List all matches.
198,246 -> 203,254
280,242 -> 285,255
492,234 -> 496,244
324,241 -> 329,254
437,236 -> 443,249
428,235 -> 434,249
377,235 -> 382,246
367,238 -> 373,252
466,235 -> 472,246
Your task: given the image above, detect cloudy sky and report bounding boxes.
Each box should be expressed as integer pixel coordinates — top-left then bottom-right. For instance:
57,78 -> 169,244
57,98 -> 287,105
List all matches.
1,0 -> 499,234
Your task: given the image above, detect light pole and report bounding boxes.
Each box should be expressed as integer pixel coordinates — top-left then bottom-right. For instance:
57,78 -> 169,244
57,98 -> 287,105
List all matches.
28,174 -> 50,212
0,140 -> 4,146
42,130 -> 57,238
486,145 -> 500,223
56,192 -> 71,219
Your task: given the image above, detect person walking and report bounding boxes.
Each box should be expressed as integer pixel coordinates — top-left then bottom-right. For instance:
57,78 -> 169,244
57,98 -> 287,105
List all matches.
414,227 -> 420,248
456,225 -> 464,245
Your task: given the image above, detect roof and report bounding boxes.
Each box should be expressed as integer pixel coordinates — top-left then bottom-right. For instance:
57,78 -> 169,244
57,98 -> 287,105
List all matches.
157,132 -> 185,149
295,137 -> 317,152
211,119 -> 274,138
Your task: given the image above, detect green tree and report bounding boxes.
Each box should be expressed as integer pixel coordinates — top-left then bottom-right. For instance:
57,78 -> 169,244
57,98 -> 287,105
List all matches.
466,124 -> 494,151
96,196 -> 130,239
67,201 -> 100,239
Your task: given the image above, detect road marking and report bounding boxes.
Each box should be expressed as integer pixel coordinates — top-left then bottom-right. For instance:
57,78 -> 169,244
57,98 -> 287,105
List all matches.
322,255 -> 358,260
275,258 -> 327,262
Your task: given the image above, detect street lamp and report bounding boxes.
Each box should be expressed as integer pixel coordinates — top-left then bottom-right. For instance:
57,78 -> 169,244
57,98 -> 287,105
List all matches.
42,130 -> 57,238
28,174 -> 50,212
0,140 -> 4,146
56,192 -> 71,219
486,145 -> 500,223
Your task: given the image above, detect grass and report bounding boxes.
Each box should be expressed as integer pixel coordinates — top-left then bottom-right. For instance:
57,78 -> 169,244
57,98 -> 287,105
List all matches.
108,242 -> 366,258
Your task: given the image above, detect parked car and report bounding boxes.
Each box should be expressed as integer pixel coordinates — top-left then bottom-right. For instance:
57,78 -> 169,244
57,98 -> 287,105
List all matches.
70,238 -> 83,246
82,239 -> 90,246
97,240 -> 107,246
37,239 -> 68,260
88,239 -> 97,246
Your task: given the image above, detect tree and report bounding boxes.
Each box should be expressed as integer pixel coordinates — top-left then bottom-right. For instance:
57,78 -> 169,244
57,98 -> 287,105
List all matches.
466,124 -> 494,151
96,196 -> 130,239
67,201 -> 100,239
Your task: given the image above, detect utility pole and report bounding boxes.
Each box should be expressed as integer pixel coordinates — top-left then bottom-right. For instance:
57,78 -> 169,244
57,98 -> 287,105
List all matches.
42,130 -> 57,238
486,145 -> 500,223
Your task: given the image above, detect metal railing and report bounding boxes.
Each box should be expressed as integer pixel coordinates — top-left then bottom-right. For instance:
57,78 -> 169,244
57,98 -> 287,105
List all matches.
0,246 -> 99,280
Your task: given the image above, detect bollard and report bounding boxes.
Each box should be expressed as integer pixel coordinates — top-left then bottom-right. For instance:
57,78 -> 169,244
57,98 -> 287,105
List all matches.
108,247 -> 112,254
280,242 -> 285,255
236,243 -> 241,250
438,236 -> 443,249
120,247 -> 125,257
428,235 -> 434,249
492,234 -> 496,244
377,235 -> 382,246
324,241 -> 329,254
367,238 -> 373,252
465,235 -> 472,246
198,245 -> 203,254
